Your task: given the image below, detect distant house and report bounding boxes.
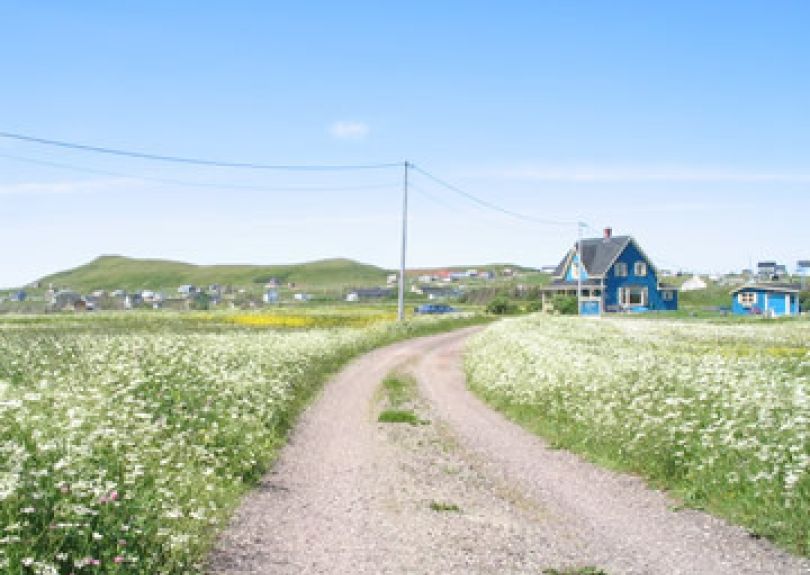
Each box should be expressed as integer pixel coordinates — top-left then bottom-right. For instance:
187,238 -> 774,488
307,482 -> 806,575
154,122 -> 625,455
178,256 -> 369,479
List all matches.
9,290 -> 27,302
345,287 -> 393,301
50,290 -> 83,311
263,289 -> 279,304
177,284 -> 197,297
293,293 -> 311,302
731,283 -> 800,317
797,260 -> 810,277
680,275 -> 708,292
540,228 -> 678,314
420,286 -> 461,300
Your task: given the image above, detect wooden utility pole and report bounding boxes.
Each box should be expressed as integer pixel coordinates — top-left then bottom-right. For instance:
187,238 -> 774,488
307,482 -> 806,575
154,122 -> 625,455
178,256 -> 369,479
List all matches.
398,161 -> 409,321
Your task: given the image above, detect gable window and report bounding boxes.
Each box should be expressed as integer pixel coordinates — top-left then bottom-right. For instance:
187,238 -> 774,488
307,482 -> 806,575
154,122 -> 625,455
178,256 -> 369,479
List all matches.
570,261 -> 581,279
634,261 -> 647,276
738,292 -> 756,307
614,262 -> 628,277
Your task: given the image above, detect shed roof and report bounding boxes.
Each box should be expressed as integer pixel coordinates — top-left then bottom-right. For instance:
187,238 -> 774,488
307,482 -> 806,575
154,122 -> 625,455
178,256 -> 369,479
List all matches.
730,283 -> 801,294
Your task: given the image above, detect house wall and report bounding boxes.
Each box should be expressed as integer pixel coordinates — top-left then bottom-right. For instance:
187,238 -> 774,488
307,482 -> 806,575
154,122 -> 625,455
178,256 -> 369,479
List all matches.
565,253 -> 590,281
732,289 -> 799,316
602,241 -> 677,311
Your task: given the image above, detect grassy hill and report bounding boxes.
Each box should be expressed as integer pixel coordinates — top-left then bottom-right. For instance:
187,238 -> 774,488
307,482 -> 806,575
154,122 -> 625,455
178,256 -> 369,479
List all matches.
39,255 -> 392,292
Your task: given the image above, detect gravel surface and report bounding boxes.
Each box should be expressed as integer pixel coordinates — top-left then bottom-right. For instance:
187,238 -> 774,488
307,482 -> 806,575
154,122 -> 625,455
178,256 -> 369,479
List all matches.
207,327 -> 810,574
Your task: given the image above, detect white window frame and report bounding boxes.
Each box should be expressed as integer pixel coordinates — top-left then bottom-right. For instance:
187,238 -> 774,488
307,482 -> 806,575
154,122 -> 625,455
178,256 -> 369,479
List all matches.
737,292 -> 756,307
619,287 -> 648,306
614,262 -> 628,277
634,261 -> 647,276
661,290 -> 673,301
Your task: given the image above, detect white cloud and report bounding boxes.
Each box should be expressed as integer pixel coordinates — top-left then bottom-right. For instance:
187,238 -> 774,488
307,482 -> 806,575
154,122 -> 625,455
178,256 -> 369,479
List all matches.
476,165 -> 810,183
329,120 -> 370,141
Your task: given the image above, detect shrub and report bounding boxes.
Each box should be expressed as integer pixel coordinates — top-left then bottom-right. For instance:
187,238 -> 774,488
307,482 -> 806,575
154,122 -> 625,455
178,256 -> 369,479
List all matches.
551,294 -> 578,315
486,295 -> 518,315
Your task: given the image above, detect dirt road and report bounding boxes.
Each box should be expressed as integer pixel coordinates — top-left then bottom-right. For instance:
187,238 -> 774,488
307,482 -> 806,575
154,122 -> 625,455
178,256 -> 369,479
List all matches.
207,327 -> 809,574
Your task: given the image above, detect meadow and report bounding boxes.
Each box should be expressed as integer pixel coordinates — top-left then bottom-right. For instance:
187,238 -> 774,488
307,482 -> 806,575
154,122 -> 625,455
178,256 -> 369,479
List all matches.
0,310 -> 482,574
465,315 -> 810,554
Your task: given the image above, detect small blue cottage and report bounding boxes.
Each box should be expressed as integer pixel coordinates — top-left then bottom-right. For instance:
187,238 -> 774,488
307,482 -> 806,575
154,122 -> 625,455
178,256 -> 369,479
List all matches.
730,283 -> 800,317
541,228 -> 678,314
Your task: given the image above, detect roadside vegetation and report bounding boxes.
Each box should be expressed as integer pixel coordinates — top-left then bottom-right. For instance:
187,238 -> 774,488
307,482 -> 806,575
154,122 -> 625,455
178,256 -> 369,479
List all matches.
466,315 -> 810,555
0,312 -> 483,574
377,373 -> 427,426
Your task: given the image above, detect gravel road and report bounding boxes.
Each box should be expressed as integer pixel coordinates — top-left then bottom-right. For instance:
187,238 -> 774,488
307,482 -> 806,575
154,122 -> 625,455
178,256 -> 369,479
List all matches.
207,327 -> 810,574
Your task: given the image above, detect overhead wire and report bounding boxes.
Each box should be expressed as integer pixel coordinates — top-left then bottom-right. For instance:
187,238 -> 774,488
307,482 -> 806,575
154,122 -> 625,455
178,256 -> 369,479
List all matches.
0,130 -> 590,228
0,153 -> 398,193
0,131 -> 401,171
411,164 -> 586,228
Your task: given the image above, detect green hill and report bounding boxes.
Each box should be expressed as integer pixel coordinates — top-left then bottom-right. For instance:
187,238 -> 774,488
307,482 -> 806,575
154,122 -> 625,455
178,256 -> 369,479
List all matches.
39,255 -> 392,292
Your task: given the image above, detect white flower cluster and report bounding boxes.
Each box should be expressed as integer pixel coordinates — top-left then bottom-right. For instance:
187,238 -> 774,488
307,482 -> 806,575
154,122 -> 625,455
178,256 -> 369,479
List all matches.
466,315 -> 810,546
0,317 -> 451,574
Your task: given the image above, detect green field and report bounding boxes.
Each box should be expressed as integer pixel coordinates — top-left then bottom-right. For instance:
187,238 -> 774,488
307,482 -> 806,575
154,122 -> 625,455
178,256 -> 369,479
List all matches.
0,311 -> 486,574
466,315 -> 810,555
37,255 -> 392,292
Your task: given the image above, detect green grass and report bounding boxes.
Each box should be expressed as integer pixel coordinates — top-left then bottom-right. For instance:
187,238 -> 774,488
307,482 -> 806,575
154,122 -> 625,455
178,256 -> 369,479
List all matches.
429,501 -> 461,512
543,568 -> 608,575
377,373 -> 431,425
378,409 -> 423,425
38,255 -> 391,292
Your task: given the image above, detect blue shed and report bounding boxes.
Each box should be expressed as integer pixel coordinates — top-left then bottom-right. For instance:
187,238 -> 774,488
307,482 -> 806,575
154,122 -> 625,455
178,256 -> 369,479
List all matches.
541,228 -> 678,314
730,283 -> 800,317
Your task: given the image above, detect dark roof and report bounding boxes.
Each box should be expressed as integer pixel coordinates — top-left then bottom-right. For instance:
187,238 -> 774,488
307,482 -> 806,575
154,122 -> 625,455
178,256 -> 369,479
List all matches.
553,236 -> 632,278
730,283 -> 801,294
540,279 -> 604,291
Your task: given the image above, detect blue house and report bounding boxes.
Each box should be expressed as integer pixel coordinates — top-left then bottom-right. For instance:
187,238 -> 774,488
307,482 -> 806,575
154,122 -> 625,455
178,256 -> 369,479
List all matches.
541,228 -> 678,314
730,283 -> 800,317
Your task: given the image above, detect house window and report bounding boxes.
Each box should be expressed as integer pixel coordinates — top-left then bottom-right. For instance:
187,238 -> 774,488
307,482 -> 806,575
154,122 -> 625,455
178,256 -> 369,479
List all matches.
634,261 -> 647,276
662,290 -> 673,301
614,262 -> 628,277
570,262 -> 580,279
738,292 -> 756,307
620,287 -> 647,306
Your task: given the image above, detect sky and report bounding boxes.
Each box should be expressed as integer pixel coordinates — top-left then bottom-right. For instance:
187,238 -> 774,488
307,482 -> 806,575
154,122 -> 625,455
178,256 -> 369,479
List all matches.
1,1 -> 809,287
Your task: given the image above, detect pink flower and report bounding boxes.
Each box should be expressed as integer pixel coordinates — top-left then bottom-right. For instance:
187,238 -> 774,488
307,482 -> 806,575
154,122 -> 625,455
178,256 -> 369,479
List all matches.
113,556 -> 124,564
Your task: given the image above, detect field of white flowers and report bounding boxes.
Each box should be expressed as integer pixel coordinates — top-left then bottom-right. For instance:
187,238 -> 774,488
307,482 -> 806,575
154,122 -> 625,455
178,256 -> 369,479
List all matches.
466,315 -> 810,554
0,314 -> 479,574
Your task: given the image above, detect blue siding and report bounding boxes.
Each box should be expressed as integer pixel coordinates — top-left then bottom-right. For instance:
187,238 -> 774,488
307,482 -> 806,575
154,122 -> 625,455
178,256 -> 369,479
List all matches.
565,254 -> 590,281
732,288 -> 799,316
580,300 -> 601,315
602,241 -> 677,311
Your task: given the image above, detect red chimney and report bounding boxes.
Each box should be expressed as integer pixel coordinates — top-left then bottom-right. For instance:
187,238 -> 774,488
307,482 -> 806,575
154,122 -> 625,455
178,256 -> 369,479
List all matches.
604,227 -> 613,239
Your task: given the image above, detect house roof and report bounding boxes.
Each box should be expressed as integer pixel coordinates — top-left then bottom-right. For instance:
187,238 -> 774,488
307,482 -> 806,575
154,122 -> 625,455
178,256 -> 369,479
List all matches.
730,283 -> 801,295
540,279 -> 604,291
553,236 -> 633,278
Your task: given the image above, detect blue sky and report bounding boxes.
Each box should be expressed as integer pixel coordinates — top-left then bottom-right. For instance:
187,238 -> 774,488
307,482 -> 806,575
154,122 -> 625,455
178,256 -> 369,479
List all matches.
1,1 -> 809,287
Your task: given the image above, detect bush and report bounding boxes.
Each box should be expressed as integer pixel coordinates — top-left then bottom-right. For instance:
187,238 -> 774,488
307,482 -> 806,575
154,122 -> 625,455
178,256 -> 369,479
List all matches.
551,295 -> 578,315
486,295 -> 519,315
800,290 -> 810,312
525,300 -> 543,313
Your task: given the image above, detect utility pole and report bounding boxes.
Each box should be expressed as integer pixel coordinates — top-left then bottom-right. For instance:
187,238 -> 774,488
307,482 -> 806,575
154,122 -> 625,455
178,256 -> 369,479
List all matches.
576,222 -> 584,315
398,161 -> 409,321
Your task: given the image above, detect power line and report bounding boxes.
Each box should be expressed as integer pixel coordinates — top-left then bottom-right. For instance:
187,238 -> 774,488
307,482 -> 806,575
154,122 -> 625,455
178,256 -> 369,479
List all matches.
0,131 -> 401,171
410,163 -> 585,228
0,153 -> 398,193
